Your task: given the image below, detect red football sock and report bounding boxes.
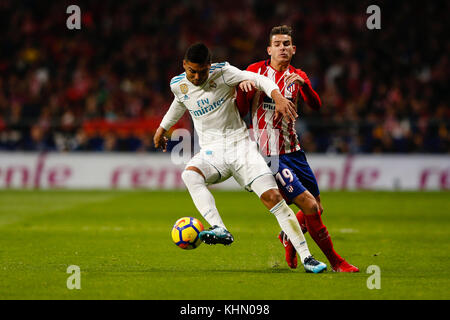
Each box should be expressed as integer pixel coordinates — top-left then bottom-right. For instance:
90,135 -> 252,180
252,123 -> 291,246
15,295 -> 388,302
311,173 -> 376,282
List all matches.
296,210 -> 307,234
304,211 -> 344,267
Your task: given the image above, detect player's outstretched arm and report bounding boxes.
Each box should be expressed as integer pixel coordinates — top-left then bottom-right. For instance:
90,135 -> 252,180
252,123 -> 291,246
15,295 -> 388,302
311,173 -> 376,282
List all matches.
223,64 -> 297,121
237,79 -> 297,121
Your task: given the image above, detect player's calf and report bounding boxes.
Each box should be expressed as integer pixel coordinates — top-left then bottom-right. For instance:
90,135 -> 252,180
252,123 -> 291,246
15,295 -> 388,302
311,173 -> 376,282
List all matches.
278,231 -> 298,269
296,210 -> 308,234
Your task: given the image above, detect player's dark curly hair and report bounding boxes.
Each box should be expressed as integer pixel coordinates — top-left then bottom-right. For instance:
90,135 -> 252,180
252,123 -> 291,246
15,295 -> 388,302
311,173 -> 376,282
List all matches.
184,42 -> 212,64
269,25 -> 293,45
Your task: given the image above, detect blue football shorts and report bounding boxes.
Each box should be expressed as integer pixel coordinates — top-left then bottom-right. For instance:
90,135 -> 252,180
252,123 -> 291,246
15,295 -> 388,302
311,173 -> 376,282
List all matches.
272,150 -> 320,204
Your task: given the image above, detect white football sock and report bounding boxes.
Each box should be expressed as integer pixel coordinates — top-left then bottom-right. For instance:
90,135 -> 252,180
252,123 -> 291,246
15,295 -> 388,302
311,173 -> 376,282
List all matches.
181,170 -> 226,229
270,200 -> 311,263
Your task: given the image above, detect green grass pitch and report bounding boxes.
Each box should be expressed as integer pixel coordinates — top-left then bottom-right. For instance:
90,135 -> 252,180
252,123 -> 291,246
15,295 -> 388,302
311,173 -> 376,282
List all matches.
0,190 -> 449,300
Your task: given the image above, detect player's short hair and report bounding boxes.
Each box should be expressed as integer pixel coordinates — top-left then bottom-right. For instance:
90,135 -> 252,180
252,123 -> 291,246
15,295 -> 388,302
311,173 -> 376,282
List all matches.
269,25 -> 293,45
184,42 -> 212,65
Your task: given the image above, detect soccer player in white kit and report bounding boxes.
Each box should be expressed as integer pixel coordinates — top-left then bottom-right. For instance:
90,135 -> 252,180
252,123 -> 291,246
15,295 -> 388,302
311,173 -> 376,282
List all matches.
154,43 -> 326,273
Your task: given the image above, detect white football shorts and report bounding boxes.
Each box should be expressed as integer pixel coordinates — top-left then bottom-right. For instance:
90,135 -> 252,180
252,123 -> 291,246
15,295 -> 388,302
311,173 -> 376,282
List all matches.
185,138 -> 276,194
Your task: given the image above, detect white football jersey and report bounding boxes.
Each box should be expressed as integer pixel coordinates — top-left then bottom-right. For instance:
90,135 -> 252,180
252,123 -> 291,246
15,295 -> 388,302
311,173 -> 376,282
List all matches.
160,62 -> 279,148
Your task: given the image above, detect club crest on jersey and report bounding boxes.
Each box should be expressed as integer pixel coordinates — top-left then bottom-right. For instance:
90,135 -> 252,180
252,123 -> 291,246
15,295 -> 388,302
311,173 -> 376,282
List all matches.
285,84 -> 294,98
180,83 -> 188,94
209,80 -> 217,89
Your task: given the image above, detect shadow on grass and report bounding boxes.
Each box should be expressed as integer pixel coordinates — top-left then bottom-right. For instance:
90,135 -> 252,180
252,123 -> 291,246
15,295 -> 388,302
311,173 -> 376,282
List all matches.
82,267 -> 298,274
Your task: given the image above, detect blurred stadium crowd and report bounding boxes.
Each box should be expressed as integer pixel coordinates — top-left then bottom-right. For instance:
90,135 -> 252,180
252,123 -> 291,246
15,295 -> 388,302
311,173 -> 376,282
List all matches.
0,0 -> 448,153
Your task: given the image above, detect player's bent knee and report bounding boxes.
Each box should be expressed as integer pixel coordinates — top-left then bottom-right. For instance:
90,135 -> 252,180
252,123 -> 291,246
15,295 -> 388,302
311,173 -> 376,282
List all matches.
319,206 -> 324,216
250,174 -> 278,198
310,202 -> 320,215
300,196 -> 319,215
260,189 -> 283,207
315,196 -> 324,215
294,191 -> 320,215
181,168 -> 205,187
184,166 -> 206,180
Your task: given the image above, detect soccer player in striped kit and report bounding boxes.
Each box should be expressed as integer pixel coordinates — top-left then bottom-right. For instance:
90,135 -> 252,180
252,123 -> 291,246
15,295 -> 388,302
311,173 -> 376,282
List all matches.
236,25 -> 359,272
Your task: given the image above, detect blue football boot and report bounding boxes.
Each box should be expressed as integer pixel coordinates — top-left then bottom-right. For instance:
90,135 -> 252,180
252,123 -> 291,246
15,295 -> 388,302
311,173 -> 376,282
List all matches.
303,256 -> 327,273
199,225 -> 234,245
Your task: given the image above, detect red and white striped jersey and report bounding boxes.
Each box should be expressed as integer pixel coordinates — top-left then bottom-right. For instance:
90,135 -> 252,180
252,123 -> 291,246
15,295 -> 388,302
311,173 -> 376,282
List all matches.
240,60 -> 302,156
236,60 -> 322,156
